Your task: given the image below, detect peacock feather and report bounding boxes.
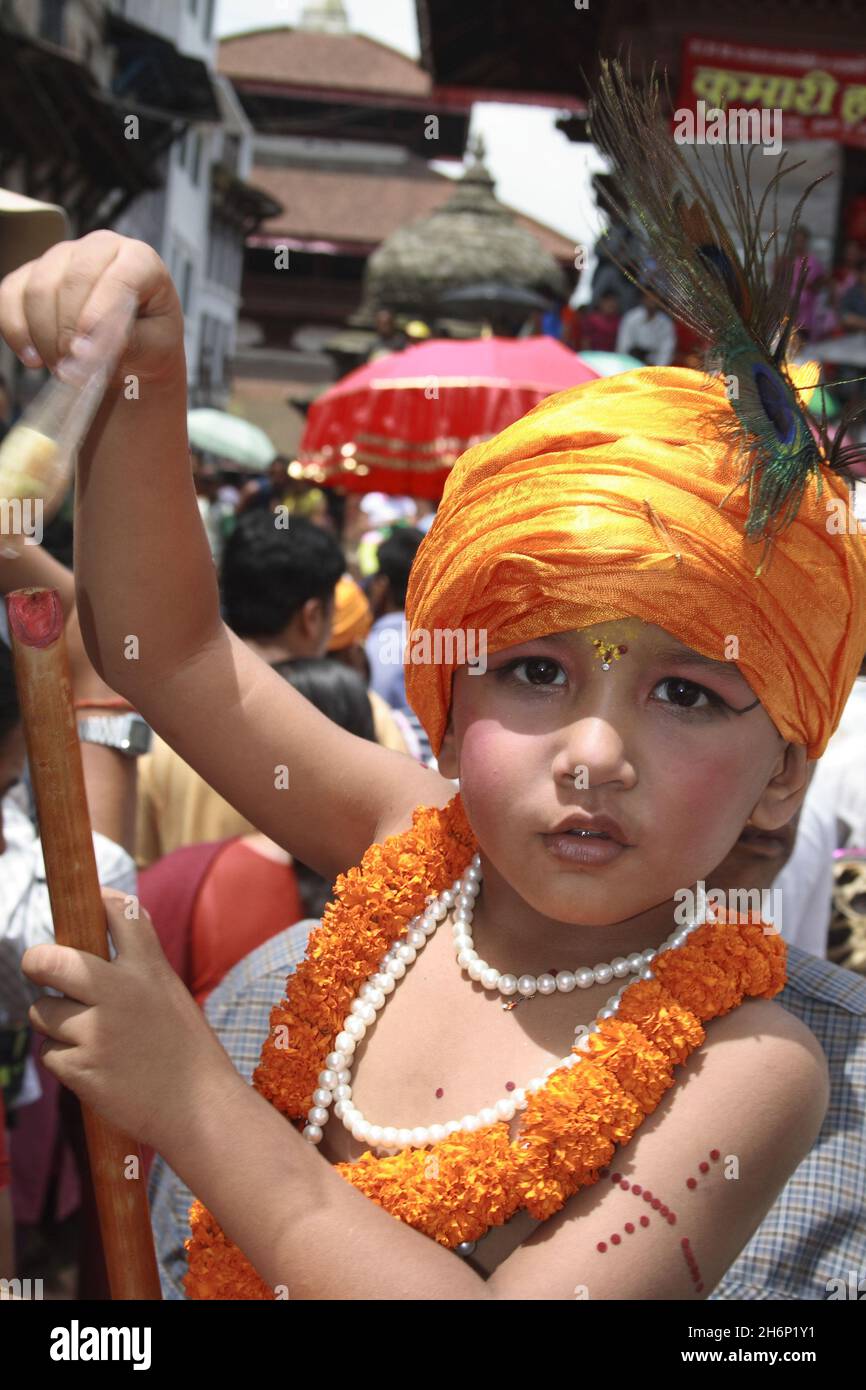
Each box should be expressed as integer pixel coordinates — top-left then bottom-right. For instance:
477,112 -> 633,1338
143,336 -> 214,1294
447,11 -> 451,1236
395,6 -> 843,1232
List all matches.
587,58 -> 866,570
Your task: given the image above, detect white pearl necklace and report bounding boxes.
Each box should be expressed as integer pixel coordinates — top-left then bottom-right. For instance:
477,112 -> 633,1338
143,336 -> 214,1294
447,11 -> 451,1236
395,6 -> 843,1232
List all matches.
452,857 -> 666,1007
301,858 -> 709,1154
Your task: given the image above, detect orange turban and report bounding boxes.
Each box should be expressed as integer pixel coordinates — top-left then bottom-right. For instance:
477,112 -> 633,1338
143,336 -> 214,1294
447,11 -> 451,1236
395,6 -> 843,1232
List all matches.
404,367 -> 866,759
327,574 -> 373,651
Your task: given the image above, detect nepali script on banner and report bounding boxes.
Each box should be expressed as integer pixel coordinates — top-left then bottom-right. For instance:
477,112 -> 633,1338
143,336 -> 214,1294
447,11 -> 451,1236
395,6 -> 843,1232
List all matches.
678,36 -> 866,149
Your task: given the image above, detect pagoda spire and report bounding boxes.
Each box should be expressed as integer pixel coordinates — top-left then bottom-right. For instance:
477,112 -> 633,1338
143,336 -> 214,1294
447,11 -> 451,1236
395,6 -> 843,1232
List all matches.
299,0 -> 350,33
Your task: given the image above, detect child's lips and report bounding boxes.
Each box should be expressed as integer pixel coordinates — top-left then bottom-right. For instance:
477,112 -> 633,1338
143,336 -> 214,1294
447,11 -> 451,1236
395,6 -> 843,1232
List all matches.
542,830 -> 628,866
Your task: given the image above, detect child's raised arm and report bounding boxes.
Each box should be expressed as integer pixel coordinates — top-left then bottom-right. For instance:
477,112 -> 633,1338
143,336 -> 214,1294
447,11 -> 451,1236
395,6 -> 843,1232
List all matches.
0,232 -> 446,879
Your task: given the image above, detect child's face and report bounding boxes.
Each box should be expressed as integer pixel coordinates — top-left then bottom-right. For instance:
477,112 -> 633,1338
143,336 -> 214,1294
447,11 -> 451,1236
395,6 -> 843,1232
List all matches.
437,620 -> 808,927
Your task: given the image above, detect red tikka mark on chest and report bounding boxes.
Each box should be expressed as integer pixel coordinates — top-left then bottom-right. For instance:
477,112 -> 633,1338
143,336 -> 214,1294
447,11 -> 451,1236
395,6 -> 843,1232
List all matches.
594,1160 -> 717,1291
595,1170 -> 675,1253
686,1148 -> 722,1189
435,1081 -> 517,1098
609,1170 -> 677,1225
681,1237 -> 705,1293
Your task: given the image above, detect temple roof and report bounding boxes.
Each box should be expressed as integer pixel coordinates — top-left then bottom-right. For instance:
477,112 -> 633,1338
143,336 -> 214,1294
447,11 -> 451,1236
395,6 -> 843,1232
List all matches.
218,26 -> 431,98
246,153 -> 574,264
359,142 -> 571,315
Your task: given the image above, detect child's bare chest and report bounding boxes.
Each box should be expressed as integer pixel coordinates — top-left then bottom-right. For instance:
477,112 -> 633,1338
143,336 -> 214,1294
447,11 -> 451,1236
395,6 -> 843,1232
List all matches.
316,912 -> 618,1276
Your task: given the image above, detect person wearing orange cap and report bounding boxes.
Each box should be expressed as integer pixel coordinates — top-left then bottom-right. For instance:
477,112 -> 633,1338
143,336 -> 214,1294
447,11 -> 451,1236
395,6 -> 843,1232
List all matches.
6,65 -> 866,1308
326,573 -> 416,758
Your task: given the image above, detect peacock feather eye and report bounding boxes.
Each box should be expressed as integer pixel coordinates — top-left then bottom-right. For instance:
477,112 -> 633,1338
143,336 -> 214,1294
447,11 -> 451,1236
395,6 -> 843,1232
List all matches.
751,364 -> 796,446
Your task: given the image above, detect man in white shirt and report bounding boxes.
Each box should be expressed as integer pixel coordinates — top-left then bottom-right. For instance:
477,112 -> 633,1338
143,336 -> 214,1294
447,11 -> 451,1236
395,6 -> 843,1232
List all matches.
754,673 -> 866,958
616,288 -> 677,366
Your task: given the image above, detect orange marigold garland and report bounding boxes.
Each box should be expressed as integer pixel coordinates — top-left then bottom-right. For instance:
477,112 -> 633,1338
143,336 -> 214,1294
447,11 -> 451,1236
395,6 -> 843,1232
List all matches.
253,795 -> 476,1118
184,794 -> 786,1299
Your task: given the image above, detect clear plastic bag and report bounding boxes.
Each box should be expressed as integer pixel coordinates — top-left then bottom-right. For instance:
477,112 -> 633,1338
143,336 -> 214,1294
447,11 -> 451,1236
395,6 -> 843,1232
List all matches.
0,291 -> 137,557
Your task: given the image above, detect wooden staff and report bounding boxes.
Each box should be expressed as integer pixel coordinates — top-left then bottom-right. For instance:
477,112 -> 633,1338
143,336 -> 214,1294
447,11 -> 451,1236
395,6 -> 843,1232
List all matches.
5,586 -> 162,1300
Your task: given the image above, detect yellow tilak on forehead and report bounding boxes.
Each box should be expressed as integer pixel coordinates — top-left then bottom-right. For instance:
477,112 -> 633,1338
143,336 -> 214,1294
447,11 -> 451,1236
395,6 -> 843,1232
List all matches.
586,617 -> 644,671
590,638 -> 628,671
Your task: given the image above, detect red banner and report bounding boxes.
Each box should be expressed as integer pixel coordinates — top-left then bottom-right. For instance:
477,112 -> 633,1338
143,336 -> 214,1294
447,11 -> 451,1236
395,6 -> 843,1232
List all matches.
678,37 -> 866,148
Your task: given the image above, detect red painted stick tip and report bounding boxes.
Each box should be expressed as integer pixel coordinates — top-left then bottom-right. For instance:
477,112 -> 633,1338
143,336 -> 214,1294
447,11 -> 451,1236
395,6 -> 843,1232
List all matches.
5,588 -> 63,647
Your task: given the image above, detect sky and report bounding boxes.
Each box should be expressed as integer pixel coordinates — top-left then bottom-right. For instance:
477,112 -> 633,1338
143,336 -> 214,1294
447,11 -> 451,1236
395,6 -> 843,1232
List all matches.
215,0 -> 605,300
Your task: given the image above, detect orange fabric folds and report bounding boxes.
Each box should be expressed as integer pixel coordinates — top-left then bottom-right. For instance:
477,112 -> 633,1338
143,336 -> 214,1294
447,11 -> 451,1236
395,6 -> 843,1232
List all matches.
404,367 -> 866,758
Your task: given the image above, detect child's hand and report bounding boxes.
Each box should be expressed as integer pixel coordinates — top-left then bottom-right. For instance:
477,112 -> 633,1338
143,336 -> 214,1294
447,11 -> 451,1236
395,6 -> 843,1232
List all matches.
22,889 -> 244,1150
0,231 -> 184,387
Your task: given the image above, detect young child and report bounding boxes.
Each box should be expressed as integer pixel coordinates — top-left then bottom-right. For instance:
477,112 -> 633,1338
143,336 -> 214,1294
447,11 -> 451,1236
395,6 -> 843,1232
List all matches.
3,104 -> 865,1304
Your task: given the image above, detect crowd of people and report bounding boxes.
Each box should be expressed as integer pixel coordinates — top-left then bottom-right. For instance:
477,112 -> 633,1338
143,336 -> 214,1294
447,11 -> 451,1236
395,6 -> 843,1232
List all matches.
550,214 -> 866,402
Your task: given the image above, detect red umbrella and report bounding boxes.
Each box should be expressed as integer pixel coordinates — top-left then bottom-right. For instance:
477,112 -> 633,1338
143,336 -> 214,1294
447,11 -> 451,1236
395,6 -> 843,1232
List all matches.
298,336 -> 601,498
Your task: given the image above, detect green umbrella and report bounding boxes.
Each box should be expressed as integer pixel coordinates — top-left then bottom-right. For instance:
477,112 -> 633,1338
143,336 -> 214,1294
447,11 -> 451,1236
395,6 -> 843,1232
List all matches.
577,351 -> 645,376
803,383 -> 840,420
187,409 -> 276,469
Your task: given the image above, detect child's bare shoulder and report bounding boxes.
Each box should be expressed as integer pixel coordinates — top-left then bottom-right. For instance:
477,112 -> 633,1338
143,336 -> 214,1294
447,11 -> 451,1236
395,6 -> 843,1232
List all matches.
702,994 -> 829,1109
686,995 -> 829,1147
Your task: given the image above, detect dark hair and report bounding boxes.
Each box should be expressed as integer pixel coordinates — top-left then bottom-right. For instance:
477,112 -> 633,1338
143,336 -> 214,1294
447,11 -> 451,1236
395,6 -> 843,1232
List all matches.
375,527 -> 424,608
220,513 -> 345,637
0,639 -> 21,744
269,657 -> 376,918
269,657 -> 375,742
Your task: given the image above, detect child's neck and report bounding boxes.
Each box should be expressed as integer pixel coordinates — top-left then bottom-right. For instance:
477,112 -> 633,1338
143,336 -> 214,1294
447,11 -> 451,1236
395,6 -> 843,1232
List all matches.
469,859 -> 685,975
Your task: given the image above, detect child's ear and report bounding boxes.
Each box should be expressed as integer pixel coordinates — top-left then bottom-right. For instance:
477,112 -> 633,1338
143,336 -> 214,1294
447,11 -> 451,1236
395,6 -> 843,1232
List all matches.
436,711 -> 458,779
747,742 -> 810,833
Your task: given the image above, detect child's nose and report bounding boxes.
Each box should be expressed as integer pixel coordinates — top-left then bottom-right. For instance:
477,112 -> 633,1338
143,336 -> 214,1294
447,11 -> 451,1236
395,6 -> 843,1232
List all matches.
555,716 -> 636,790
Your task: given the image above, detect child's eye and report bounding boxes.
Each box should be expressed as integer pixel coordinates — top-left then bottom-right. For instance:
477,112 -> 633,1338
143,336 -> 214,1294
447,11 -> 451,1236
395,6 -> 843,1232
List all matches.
497,656 -> 567,687
652,677 -> 726,714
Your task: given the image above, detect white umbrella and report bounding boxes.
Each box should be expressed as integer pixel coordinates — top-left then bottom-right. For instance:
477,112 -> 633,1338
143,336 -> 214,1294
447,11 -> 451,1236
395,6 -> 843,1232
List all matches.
808,333 -> 866,368
187,409 -> 276,469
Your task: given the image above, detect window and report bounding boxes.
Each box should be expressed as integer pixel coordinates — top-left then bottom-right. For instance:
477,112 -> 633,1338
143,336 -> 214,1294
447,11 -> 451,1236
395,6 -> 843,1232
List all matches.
39,0 -> 64,46
190,131 -> 203,186
178,257 -> 193,315
199,316 -> 226,390
223,133 -> 241,177
212,321 -> 225,387
199,314 -> 212,384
